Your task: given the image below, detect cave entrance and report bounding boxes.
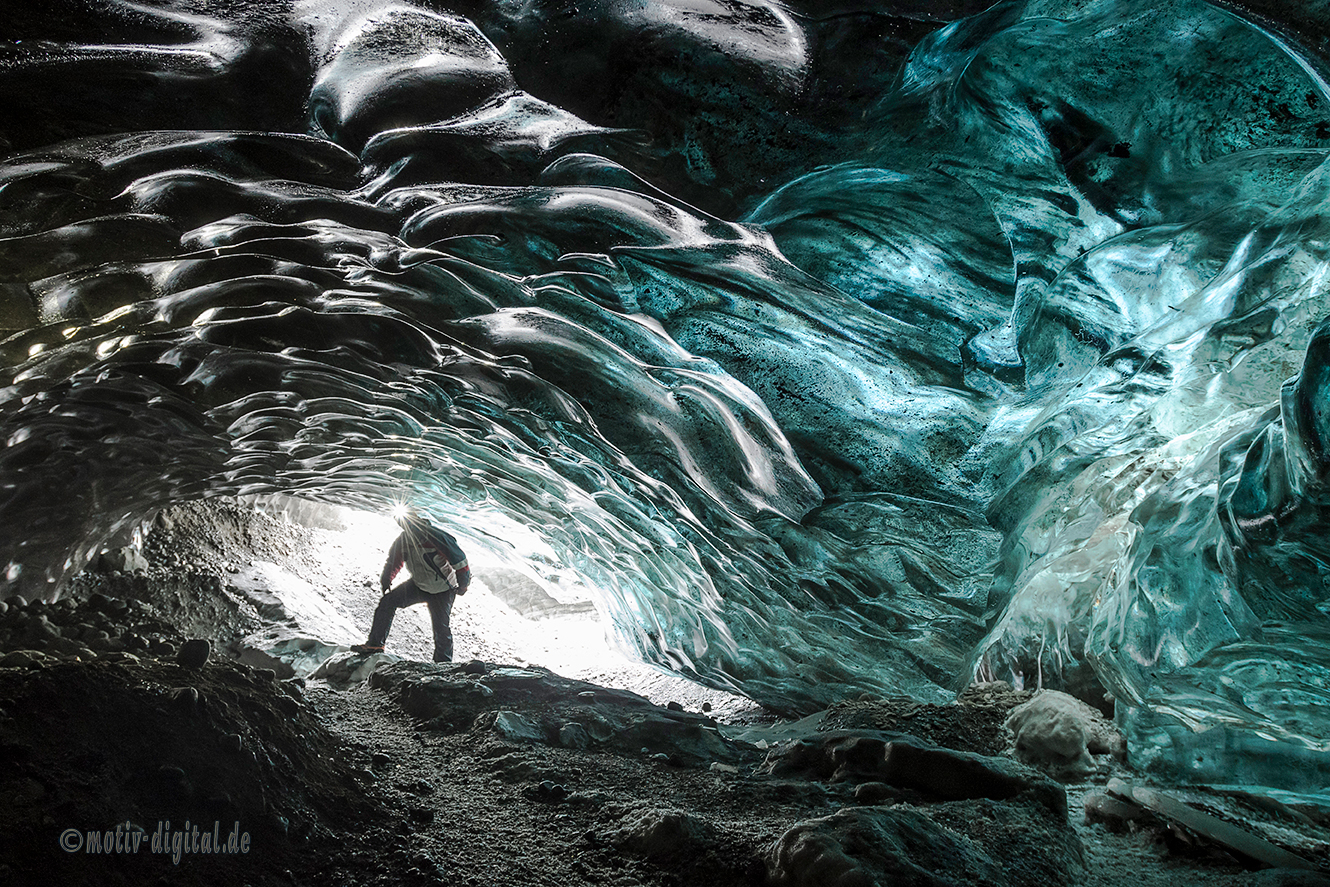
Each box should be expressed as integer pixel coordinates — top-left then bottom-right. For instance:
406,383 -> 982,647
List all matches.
97,495 -> 749,714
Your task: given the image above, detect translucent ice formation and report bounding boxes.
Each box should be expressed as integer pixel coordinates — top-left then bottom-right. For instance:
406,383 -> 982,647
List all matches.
0,0 -> 1327,792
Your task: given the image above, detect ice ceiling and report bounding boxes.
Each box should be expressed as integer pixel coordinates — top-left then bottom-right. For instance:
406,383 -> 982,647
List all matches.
1,0 -> 1329,792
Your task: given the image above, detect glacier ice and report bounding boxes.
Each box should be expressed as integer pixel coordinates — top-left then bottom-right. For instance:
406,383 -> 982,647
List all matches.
0,0 -> 1328,794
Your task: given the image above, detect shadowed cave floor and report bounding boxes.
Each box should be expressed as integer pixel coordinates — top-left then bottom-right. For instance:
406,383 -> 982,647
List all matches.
0,648 -> 1282,887
0,501 -> 1321,887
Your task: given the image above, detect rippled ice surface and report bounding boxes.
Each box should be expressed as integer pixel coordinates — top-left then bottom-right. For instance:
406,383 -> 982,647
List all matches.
1,0 -> 1329,793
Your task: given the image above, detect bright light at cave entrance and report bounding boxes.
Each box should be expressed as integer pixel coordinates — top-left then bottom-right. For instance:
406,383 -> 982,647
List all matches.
301,504 -> 624,679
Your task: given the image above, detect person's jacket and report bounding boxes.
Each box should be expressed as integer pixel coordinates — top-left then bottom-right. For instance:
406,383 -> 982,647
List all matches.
382,525 -> 470,595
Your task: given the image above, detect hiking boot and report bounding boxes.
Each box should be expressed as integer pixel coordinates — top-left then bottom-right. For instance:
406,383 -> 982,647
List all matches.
350,643 -> 384,655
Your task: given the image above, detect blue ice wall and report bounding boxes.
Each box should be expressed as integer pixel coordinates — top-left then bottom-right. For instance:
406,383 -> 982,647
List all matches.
0,0 -> 1327,792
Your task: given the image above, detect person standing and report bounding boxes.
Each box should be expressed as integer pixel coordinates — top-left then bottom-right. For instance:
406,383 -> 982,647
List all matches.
352,508 -> 470,662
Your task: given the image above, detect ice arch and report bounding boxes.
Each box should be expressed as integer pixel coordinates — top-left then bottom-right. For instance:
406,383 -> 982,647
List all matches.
0,0 -> 1328,792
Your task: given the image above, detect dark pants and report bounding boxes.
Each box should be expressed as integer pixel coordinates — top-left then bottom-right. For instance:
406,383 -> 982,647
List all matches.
366,579 -> 456,662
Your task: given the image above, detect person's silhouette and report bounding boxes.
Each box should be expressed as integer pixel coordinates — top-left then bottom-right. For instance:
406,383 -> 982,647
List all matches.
352,508 -> 470,662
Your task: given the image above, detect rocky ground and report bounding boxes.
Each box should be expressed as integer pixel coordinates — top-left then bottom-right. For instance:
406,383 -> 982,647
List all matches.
1,498 -> 1329,887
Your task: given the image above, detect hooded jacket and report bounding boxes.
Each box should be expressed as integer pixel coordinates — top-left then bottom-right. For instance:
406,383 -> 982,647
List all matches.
381,524 -> 470,595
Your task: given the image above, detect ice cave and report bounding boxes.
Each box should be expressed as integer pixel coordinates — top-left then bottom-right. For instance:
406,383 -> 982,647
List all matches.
1,0 -> 1330,884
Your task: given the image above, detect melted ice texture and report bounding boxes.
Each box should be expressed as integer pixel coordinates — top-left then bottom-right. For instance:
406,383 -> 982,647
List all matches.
2,0 -> 1329,793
